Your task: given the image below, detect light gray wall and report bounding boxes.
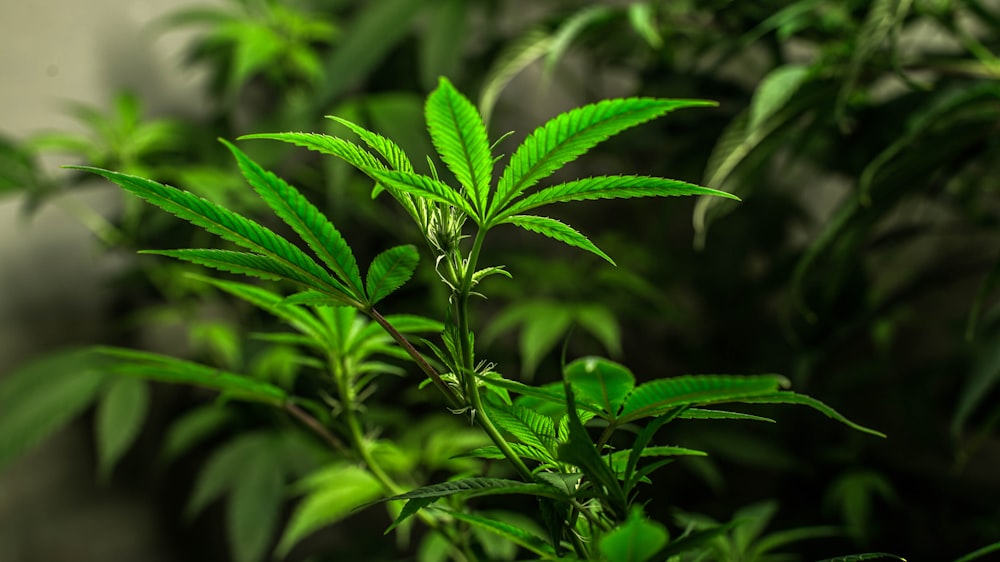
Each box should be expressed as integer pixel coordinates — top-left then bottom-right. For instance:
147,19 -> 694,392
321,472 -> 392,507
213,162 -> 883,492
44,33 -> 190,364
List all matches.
1,1 -> 213,560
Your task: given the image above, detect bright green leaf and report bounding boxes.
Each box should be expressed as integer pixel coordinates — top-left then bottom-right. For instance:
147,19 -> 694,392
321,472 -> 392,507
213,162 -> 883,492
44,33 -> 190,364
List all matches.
366,244 -> 420,305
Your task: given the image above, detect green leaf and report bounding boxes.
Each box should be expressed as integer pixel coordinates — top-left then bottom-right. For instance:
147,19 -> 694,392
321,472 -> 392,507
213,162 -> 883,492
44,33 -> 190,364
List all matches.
448,511 -> 555,558
624,409 -> 685,493
365,244 -> 419,305
492,97 -> 715,217
326,116 -> 414,173
95,377 -> 149,480
367,168 -> 477,218
500,175 -> 738,221
502,214 -> 615,265
628,3 -> 663,49
953,332 -> 1000,436
239,132 -> 383,171
598,509 -> 669,562
419,0 -> 467,90
97,346 -> 287,405
564,357 -> 635,419
619,374 -> 787,423
544,6 -> 613,78
678,409 -> 776,423
558,383 -> 627,518
228,450 -> 284,562
478,28 -> 553,127
487,401 -> 558,456
0,350 -> 107,469
224,141 -> 365,299
147,249 -> 353,300
161,405 -> 232,463
955,541 -> 1000,562
187,432 -> 274,518
425,77 -> 493,216
478,374 -> 601,414
741,392 -> 886,438
311,0 -> 423,106
71,166 -> 342,295
748,65 -> 810,131
277,463 -> 382,555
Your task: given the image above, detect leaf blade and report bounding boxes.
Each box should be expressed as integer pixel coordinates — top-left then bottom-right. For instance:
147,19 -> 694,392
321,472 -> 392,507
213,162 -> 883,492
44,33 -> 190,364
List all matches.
502,214 -> 615,265
365,244 -> 420,305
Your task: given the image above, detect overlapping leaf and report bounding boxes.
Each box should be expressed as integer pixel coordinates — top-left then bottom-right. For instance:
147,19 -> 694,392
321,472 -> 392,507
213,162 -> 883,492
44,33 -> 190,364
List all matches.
225,141 -> 364,299
491,97 -> 716,218
365,244 -> 419,305
619,375 -> 788,423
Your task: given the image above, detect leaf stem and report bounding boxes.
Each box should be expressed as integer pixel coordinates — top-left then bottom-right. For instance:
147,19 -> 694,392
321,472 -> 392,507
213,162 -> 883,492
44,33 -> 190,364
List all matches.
367,307 -> 462,409
284,401 -> 348,452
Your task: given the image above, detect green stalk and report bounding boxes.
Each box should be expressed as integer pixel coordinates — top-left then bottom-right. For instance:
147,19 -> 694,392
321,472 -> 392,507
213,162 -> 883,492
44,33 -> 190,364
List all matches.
331,353 -> 475,562
453,228 -> 533,482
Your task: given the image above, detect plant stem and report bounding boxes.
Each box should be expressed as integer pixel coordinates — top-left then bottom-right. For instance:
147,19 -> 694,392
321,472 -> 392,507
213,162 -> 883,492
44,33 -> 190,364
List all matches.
452,228 -> 534,481
367,307 -> 462,409
284,401 -> 348,452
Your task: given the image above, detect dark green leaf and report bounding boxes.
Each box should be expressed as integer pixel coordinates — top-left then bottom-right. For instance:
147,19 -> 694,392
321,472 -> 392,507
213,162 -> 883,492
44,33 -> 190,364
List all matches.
502,214 -> 615,265
95,377 -> 149,480
598,509 -> 669,562
367,168 -> 477,217
448,510 -> 556,558
741,392 -> 886,437
228,447 -> 284,562
619,375 -> 787,423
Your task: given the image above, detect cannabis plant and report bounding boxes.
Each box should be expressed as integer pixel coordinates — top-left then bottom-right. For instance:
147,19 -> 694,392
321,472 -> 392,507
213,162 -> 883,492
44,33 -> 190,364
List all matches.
44,75 -> 894,561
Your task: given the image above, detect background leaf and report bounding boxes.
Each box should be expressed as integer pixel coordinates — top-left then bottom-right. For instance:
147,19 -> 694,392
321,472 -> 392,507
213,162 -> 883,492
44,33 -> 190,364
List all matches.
95,377 -> 150,481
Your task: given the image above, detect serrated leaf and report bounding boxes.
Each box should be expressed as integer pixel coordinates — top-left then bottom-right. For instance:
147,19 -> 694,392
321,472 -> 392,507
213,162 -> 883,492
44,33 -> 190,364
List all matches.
741,392 -> 886,437
492,98 -> 715,217
0,350 -> 107,469
502,214 -> 615,265
71,166 -> 342,295
147,249 -> 353,300
564,357 -> 635,418
97,346 -> 287,405
487,401 -> 558,456
224,141 -> 365,299
678,409 -> 776,423
228,451 -> 284,562
599,509 -> 668,562
619,375 -> 787,423
558,383 -> 627,518
367,168 -> 477,218
366,244 -> 419,305
326,116 -> 414,173
479,28 -> 553,127
426,77 -> 492,216
478,373 -> 601,414
448,511 -> 556,558
278,463 -> 382,554
239,132 -> 383,171
498,174 -> 738,221
95,377 -> 149,480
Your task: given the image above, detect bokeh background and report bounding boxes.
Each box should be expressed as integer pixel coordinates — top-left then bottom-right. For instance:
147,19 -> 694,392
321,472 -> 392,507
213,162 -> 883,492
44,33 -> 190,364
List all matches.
2,1 -> 999,561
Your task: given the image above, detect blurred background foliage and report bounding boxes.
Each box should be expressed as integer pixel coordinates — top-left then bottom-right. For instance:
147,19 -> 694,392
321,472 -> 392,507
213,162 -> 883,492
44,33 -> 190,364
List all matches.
2,0 -> 999,560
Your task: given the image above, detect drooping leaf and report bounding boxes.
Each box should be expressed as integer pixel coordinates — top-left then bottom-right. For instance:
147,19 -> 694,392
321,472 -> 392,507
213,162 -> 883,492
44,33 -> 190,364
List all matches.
0,350 -> 107,469
499,174 -> 738,222
627,3 -> 663,49
492,98 -> 715,217
186,432 -> 274,519
161,405 -> 233,463
224,141 -> 365,299
749,65 -> 811,131
95,377 -> 150,480
564,357 -> 635,419
448,510 -> 556,558
239,132 -> 383,171
425,77 -> 493,216
741,392 -> 886,437
619,375 -> 788,423
678,409 -> 776,423
97,346 -> 287,405
71,166 -> 343,295
277,463 -> 382,555
478,28 -> 553,127
228,450 -> 284,562
365,244 -> 419,305
502,214 -> 615,265
598,509 -> 669,562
